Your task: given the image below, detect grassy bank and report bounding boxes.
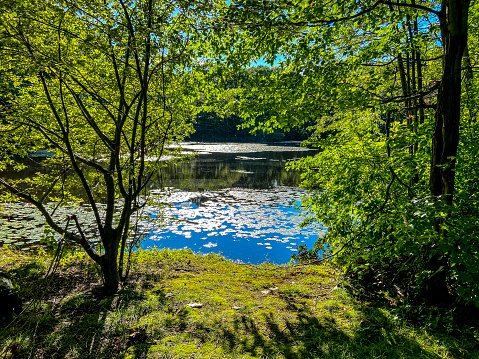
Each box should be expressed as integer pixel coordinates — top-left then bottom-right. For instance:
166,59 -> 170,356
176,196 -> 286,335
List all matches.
0,247 -> 478,358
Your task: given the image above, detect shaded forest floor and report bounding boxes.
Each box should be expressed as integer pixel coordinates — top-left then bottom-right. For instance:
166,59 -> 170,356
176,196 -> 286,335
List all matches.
1,247 -> 478,358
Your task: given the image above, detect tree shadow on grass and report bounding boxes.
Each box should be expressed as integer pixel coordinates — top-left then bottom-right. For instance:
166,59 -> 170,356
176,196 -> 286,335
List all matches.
212,295 -> 479,359
3,263 -> 478,358
1,284 -> 150,359
119,290 -> 479,358
6,263 -> 101,304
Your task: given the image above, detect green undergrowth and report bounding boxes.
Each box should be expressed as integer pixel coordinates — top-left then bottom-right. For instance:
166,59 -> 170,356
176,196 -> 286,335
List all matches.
1,247 -> 478,358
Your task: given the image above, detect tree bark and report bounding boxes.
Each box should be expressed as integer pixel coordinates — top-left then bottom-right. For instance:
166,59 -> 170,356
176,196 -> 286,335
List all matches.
100,227 -> 121,292
426,0 -> 470,306
101,254 -> 120,292
430,0 -> 470,203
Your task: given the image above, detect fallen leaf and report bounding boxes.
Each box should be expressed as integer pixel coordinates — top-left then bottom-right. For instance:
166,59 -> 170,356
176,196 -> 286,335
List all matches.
187,302 -> 203,308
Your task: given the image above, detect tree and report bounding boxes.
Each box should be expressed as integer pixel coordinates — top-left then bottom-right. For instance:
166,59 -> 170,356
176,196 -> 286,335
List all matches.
209,0 -> 478,305
0,0 -> 214,291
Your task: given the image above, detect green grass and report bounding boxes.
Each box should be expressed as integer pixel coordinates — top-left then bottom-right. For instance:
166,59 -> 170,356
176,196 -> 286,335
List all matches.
1,246 -> 478,358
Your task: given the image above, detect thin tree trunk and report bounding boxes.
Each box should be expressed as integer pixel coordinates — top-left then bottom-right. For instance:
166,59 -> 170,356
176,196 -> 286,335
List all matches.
463,44 -> 473,84
462,44 -> 476,130
416,50 -> 425,125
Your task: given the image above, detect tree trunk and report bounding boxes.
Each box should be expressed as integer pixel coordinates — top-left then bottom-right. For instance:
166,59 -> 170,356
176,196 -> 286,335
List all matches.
100,228 -> 121,293
462,44 -> 476,126
463,44 -> 473,84
100,254 -> 120,293
430,0 -> 470,203
426,0 -> 470,306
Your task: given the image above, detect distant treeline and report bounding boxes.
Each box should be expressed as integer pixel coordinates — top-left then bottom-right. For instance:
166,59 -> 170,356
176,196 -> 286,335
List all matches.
188,111 -> 313,142
189,65 -> 313,142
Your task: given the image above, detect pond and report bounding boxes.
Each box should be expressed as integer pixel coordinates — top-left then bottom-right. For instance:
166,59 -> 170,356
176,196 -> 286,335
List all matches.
141,142 -> 325,264
0,142 -> 325,264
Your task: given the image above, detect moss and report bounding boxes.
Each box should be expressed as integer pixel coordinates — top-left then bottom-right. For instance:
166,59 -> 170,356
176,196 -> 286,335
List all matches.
1,247 -> 478,358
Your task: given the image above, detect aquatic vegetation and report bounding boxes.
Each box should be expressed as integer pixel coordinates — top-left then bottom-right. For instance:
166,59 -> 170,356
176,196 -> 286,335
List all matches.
1,145 -> 325,264
144,187 -> 327,264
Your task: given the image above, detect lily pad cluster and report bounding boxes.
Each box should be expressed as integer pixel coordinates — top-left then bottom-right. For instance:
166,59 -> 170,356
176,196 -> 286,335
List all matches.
1,179 -> 325,265
0,202 -> 105,250
141,186 -> 326,264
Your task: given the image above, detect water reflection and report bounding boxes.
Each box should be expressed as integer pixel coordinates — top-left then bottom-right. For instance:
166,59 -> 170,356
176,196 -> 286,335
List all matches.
150,149 -> 310,191
142,186 -> 326,264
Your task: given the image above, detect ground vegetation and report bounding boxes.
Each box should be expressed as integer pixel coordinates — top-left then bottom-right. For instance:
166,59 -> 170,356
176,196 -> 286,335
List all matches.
1,247 -> 479,358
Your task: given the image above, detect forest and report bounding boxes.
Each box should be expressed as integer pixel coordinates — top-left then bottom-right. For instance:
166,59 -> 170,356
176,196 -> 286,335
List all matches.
0,0 -> 478,357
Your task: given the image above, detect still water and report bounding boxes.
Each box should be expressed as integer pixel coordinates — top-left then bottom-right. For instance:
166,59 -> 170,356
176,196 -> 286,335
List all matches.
141,143 -> 325,264
1,143 -> 324,264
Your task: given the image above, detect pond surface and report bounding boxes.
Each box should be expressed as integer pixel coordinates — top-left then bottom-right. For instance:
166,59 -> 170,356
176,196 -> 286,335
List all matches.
142,142 -> 324,264
1,142 -> 324,264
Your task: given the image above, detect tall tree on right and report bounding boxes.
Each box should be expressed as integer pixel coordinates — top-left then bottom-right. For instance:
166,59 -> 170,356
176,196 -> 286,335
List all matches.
211,0 -> 478,305
430,0 -> 469,205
